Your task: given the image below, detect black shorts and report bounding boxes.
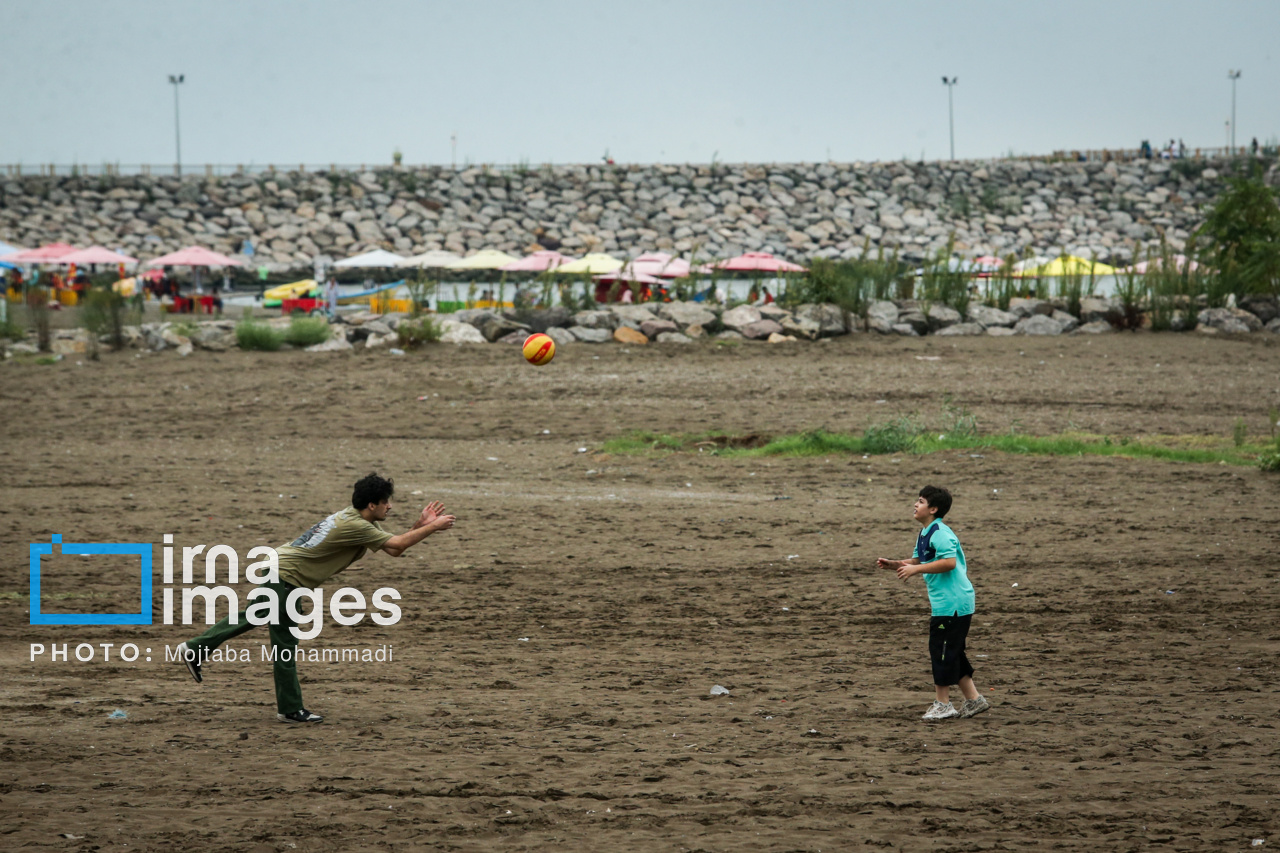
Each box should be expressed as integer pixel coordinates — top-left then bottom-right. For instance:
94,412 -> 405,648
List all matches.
929,613 -> 975,687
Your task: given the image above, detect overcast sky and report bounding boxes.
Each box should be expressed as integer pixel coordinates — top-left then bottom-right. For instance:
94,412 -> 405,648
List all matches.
3,0 -> 1277,168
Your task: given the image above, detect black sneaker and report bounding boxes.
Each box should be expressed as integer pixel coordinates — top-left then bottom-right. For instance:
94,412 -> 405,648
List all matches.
277,709 -> 324,724
177,642 -> 202,684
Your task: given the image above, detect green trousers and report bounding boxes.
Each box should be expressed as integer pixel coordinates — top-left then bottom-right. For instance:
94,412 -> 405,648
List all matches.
187,581 -> 302,715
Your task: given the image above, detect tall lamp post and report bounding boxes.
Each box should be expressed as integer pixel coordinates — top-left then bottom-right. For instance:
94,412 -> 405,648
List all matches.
941,76 -> 958,160
1227,70 -> 1241,154
168,74 -> 185,175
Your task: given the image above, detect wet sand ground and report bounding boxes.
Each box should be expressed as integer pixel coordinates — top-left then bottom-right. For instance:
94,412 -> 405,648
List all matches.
2,332 -> 1278,851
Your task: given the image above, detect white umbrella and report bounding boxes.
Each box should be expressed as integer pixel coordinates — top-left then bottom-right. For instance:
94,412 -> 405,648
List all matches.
398,250 -> 462,269
334,248 -> 406,268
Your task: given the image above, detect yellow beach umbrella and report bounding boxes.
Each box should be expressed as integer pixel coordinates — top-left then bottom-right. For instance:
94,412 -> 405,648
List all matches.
1026,256 -> 1117,277
446,249 -> 520,271
554,253 -> 623,275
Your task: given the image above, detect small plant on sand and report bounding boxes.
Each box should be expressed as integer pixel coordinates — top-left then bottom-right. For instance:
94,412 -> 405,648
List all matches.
1232,418 -> 1247,448
282,317 -> 332,347
26,286 -> 52,352
236,319 -> 283,351
397,315 -> 441,347
862,416 -> 922,454
940,394 -> 979,439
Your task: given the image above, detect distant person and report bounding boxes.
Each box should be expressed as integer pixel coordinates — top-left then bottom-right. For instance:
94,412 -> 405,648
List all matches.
326,277 -> 339,318
1252,137 -> 1260,157
619,286 -> 633,303
876,486 -> 988,721
1178,138 -> 1186,159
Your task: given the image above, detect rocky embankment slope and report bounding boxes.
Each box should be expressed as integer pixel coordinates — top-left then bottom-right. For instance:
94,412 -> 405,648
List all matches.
4,157 -> 1275,269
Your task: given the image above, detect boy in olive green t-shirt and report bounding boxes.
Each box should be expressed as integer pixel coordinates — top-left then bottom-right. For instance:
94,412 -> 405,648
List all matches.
179,473 -> 455,723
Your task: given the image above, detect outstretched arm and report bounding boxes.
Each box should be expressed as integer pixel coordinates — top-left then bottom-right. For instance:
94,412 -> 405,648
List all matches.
876,557 -> 920,571
890,557 -> 956,581
383,502 -> 456,557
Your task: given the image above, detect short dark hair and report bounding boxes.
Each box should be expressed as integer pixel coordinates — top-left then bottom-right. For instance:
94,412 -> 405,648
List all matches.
352,472 -> 394,510
919,485 -> 952,519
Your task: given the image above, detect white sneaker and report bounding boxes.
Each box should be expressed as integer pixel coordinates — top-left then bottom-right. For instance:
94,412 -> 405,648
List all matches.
921,700 -> 959,721
959,695 -> 990,718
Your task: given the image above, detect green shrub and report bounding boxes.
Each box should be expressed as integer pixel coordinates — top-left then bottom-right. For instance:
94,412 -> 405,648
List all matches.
235,320 -> 283,351
282,317 -> 333,347
397,315 -> 441,347
1259,451 -> 1280,472
940,395 -> 979,438
862,416 -> 921,454
919,241 -> 971,315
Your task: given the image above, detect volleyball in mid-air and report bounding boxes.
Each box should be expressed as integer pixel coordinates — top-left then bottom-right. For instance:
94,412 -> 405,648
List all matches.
522,333 -> 556,366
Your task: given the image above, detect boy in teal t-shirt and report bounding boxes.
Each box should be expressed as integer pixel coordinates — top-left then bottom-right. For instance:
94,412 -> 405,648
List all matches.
877,485 -> 989,721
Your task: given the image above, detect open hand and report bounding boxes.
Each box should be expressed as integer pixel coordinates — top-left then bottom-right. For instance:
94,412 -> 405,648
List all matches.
419,501 -> 455,532
876,557 -> 905,571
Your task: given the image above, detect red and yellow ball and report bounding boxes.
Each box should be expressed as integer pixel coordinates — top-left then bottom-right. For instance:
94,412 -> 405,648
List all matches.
522,333 -> 556,366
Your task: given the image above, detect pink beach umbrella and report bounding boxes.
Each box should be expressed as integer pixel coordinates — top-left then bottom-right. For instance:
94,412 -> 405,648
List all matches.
2,242 -> 79,263
712,252 -> 808,273
56,246 -> 139,265
594,269 -> 663,285
500,251 -> 571,273
624,252 -> 692,279
1127,254 -> 1199,274
146,246 -> 244,267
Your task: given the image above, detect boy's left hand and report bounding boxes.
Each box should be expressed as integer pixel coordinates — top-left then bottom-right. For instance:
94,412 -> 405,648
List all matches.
894,563 -> 918,580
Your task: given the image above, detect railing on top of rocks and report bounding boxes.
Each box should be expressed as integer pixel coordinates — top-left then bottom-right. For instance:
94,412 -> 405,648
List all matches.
3,146 -> 1265,180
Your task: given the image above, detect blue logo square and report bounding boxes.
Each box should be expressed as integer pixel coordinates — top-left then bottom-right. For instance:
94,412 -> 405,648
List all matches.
29,535 -> 153,625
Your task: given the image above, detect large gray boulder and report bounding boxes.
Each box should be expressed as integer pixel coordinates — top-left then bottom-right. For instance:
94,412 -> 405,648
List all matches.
439,319 -> 486,343
1051,309 -> 1079,333
509,307 -> 572,333
935,322 -> 985,336
572,310 -> 616,330
1266,317 -> 1280,334
306,335 -> 353,352
568,325 -> 612,343
720,304 -> 763,332
967,303 -> 1019,328
740,319 -> 784,340
867,300 -> 899,333
1079,297 -> 1123,325
926,304 -> 962,330
793,303 -> 849,336
1014,314 -> 1063,335
477,315 -> 530,342
1196,307 -> 1259,334
639,318 -> 679,339
657,301 -> 717,328
609,304 -> 659,324
451,308 -> 500,327
897,310 -> 929,336
1238,295 -> 1278,324
780,315 -> 821,340
544,326 -> 575,347
1008,297 -> 1054,318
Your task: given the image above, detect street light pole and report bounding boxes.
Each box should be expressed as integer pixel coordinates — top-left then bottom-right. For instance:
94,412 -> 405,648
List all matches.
168,74 -> 185,175
941,77 -> 958,160
1228,70 -> 1241,154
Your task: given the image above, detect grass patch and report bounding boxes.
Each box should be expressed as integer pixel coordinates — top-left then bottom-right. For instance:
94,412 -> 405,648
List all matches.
398,315 -> 442,347
235,320 -> 284,351
600,428 -> 1265,467
282,317 -> 333,347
